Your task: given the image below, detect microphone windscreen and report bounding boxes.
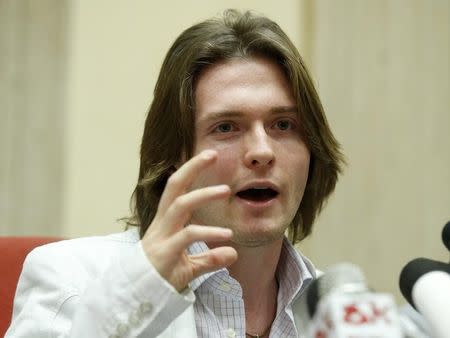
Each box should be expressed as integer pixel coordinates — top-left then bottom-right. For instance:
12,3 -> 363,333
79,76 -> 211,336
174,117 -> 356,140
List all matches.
306,277 -> 319,317
307,263 -> 367,317
399,258 -> 450,308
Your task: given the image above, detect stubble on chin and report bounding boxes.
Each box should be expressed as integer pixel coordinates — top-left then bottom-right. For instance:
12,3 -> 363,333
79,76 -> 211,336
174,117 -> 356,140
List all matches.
189,203 -> 292,248
229,223 -> 289,248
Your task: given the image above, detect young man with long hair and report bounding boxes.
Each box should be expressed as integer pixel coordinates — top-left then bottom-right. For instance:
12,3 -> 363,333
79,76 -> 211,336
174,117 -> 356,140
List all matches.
7,10 -> 343,338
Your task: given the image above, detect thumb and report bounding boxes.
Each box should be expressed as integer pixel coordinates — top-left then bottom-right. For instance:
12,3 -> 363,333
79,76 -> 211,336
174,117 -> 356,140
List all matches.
188,247 -> 238,280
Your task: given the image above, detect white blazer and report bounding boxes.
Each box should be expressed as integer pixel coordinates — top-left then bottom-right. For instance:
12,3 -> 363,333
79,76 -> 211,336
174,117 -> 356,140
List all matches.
5,229 -> 317,338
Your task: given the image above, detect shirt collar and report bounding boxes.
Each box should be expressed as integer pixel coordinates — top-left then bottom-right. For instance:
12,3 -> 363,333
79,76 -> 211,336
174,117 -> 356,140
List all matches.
187,237 -> 315,302
277,237 -> 315,308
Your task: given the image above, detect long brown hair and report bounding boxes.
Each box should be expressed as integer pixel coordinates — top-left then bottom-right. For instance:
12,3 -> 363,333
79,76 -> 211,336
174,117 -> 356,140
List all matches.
127,9 -> 345,243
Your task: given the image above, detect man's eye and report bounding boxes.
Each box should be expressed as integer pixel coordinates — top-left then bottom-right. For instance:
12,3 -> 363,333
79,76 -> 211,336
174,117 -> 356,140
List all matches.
275,120 -> 293,130
214,123 -> 234,133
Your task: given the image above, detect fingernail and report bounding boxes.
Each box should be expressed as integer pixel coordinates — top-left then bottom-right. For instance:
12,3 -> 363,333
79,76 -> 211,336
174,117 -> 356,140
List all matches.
202,150 -> 216,160
216,185 -> 230,193
222,228 -> 233,236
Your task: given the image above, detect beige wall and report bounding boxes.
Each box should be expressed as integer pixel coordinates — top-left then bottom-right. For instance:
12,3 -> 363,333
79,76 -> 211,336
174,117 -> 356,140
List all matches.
0,0 -> 67,236
62,0 -> 304,238
1,0 -> 449,302
300,0 -> 449,300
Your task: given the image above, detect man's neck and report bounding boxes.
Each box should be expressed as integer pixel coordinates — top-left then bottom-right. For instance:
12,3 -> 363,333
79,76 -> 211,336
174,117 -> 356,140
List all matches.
228,238 -> 284,335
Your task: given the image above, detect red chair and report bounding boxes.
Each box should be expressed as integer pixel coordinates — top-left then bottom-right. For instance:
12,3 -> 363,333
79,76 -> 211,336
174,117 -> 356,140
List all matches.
0,236 -> 62,337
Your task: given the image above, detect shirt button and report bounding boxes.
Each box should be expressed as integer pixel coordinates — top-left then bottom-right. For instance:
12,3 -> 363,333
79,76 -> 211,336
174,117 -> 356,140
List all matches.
138,302 -> 153,315
129,309 -> 141,326
226,328 -> 236,338
219,282 -> 231,292
116,323 -> 129,335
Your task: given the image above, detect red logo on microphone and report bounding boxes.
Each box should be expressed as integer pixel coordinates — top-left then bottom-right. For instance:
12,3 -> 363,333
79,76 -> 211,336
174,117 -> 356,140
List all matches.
343,302 -> 391,325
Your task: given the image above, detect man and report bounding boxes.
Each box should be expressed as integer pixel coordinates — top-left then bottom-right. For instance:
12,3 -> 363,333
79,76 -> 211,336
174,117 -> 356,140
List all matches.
6,9 -> 343,338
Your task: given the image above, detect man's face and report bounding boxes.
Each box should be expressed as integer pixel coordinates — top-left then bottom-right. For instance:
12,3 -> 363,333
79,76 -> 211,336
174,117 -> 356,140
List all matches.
189,56 -> 310,247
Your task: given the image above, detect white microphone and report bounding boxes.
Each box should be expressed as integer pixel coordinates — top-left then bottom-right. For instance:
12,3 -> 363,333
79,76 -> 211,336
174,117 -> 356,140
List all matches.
305,263 -> 403,338
399,258 -> 450,338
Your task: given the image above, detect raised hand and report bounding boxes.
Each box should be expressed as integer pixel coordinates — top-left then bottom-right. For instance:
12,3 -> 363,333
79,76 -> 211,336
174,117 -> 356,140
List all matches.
141,150 -> 238,291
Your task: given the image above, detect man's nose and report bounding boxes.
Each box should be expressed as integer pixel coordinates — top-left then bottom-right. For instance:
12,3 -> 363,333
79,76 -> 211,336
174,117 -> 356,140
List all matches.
243,125 -> 275,168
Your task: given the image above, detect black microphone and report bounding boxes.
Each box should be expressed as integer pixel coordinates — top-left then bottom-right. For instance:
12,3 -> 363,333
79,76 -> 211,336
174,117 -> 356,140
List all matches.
441,221 -> 450,252
399,258 -> 450,308
399,258 -> 450,338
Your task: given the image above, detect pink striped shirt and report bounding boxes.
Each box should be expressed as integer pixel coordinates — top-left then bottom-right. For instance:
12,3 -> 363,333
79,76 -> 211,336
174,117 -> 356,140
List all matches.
187,238 -> 314,338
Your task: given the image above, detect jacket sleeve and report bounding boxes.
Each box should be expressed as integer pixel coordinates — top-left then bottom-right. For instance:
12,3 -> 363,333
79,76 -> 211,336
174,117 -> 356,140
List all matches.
5,241 -> 195,338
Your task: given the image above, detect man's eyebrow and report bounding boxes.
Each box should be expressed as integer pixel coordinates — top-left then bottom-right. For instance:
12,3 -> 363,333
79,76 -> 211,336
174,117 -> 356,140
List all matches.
198,110 -> 242,123
198,106 -> 298,123
270,106 -> 298,114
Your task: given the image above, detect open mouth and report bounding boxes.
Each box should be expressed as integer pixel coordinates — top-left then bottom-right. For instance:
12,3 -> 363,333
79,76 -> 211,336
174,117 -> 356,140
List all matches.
236,188 -> 279,202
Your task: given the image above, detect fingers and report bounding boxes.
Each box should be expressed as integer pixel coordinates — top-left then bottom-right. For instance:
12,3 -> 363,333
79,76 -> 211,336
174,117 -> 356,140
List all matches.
170,225 -> 233,253
140,149 -> 237,290
189,246 -> 238,280
158,150 -> 218,212
162,185 -> 230,234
